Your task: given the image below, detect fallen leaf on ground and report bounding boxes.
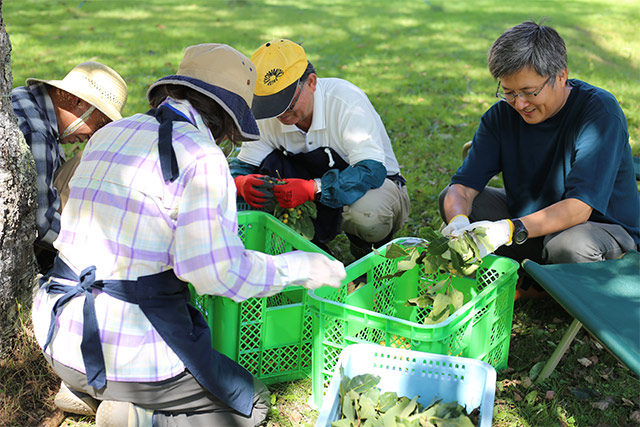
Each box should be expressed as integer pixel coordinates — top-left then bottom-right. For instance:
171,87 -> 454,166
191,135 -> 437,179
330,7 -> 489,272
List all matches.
545,390 -> 556,400
592,396 -> 615,411
622,397 -> 635,407
630,410 -> 640,423
577,357 -> 593,367
513,392 -> 523,402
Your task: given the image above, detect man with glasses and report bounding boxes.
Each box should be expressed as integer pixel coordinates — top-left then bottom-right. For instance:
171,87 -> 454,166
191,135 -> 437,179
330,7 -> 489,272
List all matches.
230,39 -> 410,259
439,21 -> 639,279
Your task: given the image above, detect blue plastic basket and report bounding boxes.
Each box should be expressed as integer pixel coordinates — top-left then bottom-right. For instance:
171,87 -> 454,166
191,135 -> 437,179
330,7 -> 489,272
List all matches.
316,343 -> 496,427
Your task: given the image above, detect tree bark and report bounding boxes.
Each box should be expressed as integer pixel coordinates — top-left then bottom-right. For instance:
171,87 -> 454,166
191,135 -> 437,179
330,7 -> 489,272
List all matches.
0,0 -> 38,357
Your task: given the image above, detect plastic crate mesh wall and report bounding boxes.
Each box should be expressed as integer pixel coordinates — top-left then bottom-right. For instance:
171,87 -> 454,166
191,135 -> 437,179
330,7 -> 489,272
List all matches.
191,218 -> 315,384
236,293 -> 314,380
316,258 -> 515,395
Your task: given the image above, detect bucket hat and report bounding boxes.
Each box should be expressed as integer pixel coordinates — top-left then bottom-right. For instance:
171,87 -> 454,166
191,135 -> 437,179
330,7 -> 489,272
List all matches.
26,61 -> 128,121
147,43 -> 259,141
250,39 -> 308,120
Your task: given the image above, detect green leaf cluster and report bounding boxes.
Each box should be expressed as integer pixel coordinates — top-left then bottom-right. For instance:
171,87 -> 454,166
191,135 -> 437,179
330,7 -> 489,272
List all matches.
332,368 -> 478,426
373,226 -> 489,325
404,277 -> 464,325
274,200 -> 317,240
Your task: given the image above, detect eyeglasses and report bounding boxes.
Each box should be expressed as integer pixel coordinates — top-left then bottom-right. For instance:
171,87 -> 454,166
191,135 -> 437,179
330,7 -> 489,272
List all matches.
286,80 -> 305,112
495,76 -> 552,102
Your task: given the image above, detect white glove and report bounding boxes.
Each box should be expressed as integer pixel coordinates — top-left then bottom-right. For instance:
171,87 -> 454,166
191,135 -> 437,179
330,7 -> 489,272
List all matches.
452,219 -> 513,257
301,255 -> 346,290
442,214 -> 471,237
278,251 -> 345,289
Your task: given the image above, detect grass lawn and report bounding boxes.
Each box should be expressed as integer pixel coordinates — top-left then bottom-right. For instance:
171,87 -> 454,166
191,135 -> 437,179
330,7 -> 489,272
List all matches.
2,0 -> 639,426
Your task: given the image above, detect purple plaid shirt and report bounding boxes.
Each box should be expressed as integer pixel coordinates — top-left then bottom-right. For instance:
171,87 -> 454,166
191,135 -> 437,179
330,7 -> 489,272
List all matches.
32,98 -> 320,382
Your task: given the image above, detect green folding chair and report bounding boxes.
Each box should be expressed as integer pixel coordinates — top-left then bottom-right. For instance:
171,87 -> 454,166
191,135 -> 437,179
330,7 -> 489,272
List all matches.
522,251 -> 640,382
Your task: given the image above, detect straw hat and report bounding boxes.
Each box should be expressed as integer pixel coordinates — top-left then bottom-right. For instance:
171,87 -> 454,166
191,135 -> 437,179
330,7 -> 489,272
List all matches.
147,43 -> 260,141
250,39 -> 308,120
26,61 -> 128,121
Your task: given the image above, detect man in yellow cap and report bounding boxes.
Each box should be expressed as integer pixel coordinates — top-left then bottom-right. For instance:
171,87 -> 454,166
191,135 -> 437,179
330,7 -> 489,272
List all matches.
231,39 -> 411,259
12,61 -> 128,271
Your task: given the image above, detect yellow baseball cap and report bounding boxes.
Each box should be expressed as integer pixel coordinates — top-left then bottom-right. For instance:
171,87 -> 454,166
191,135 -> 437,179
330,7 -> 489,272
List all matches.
250,39 -> 308,119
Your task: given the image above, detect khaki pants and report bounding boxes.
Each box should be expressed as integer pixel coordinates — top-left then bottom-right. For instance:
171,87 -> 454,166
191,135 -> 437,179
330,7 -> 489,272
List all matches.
342,178 -> 411,245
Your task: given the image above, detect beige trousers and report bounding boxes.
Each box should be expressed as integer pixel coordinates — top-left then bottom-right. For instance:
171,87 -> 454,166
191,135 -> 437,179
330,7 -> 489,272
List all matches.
341,178 -> 411,244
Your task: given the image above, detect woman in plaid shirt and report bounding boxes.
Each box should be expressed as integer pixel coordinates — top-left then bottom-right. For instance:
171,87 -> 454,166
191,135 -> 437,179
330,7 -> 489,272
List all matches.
32,44 -> 345,426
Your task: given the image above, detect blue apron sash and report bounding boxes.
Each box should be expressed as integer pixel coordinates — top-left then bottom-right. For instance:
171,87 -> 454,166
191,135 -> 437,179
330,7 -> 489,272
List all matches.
146,104 -> 192,183
40,257 -> 255,416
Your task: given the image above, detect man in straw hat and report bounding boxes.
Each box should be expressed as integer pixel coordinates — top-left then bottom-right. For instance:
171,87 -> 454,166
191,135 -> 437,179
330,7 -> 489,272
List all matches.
12,61 -> 128,272
31,43 -> 345,426
230,39 -> 411,260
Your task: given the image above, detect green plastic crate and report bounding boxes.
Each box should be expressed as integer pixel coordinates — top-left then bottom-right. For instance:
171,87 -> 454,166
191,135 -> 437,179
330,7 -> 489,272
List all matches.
307,238 -> 518,408
189,210 -> 328,384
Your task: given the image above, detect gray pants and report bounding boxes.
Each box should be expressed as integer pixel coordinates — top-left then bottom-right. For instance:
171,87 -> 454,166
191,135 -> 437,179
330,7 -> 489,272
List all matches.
438,186 -> 636,264
45,354 -> 270,427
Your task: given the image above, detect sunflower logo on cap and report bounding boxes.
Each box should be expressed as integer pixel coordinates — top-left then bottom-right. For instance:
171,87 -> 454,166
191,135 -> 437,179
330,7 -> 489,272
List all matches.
264,68 -> 284,86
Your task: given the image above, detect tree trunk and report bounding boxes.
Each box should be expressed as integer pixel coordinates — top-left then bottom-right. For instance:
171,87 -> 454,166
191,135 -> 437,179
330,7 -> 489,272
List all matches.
0,0 -> 38,357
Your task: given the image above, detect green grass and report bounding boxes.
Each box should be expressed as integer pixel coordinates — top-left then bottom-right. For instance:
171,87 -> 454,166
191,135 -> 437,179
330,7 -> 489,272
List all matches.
2,0 -> 639,426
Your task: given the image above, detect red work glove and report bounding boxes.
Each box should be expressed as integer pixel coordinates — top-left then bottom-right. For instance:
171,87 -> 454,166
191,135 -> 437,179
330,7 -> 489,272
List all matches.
234,174 -> 272,208
273,178 -> 316,209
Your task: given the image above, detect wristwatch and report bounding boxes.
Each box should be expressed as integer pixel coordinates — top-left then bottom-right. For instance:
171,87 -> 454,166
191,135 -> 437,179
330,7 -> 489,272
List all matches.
511,218 -> 529,245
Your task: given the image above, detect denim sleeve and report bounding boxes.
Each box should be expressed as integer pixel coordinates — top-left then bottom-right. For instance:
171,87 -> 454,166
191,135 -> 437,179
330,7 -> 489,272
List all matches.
318,159 -> 387,208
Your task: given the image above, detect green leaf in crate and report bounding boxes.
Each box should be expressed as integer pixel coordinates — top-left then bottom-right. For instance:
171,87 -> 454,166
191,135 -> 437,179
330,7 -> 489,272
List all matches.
342,390 -> 356,422
399,395 -> 419,418
473,227 -> 493,253
378,391 -> 398,412
427,278 -> 449,295
397,249 -> 420,272
427,235 -> 450,256
379,242 -> 410,259
331,419 -> 353,427
424,306 -> 450,325
419,227 -> 440,242
449,286 -> 465,312
362,387 -> 381,406
430,293 -> 452,318
346,373 -> 381,395
405,294 -> 434,308
358,393 -> 378,420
